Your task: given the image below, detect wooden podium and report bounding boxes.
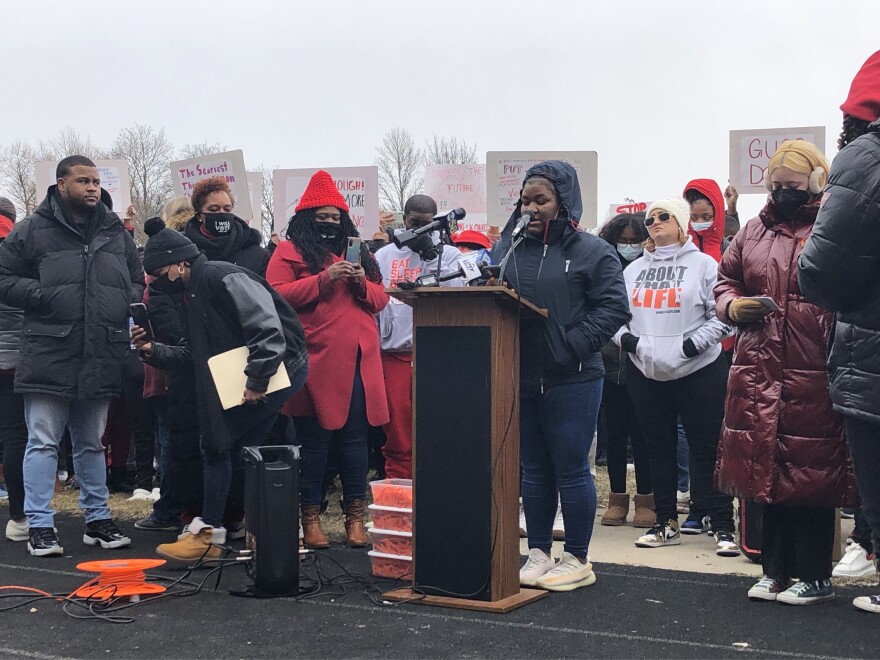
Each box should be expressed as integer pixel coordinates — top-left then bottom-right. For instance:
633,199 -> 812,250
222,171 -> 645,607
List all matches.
383,287 -> 548,613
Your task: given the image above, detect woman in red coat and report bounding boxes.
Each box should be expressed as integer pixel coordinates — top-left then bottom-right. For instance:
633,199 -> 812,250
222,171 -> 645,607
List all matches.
714,140 -> 858,605
267,170 -> 389,549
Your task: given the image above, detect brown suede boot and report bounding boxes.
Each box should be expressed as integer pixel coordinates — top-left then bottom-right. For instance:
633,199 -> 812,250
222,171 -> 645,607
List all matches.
343,499 -> 368,548
601,493 -> 630,526
633,494 -> 656,528
301,503 -> 330,549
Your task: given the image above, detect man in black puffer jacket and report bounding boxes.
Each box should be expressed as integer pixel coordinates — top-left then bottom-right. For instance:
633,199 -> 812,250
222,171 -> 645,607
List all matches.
0,155 -> 144,557
798,49 -> 880,615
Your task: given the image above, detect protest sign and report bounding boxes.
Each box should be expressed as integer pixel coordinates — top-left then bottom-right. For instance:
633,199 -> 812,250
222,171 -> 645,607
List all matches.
608,201 -> 651,217
35,159 -> 132,213
170,149 -> 253,220
272,167 -> 379,237
422,164 -> 488,232
247,172 -> 262,227
729,127 -> 826,194
486,151 -> 599,229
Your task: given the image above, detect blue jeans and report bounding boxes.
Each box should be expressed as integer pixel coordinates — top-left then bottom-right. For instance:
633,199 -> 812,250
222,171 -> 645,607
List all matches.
521,378 -> 603,559
23,395 -> 112,528
150,396 -> 178,525
296,364 -> 369,506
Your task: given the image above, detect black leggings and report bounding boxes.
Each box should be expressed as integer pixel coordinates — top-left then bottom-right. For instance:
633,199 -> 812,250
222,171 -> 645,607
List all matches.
0,372 -> 26,520
626,355 -> 733,530
600,380 -> 650,494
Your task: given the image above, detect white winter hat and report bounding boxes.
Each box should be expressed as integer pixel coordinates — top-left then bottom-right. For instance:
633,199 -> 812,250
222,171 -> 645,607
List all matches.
645,197 -> 691,236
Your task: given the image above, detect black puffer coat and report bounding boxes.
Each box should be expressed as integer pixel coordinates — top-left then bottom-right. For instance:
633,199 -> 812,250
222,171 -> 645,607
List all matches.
799,119 -> 880,425
0,188 -> 144,398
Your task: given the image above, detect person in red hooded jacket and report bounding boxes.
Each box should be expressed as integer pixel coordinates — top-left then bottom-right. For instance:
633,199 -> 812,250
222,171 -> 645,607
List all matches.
268,170 -> 389,549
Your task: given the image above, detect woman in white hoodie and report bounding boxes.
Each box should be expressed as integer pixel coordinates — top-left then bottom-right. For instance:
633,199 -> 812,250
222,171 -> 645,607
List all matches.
614,198 -> 737,556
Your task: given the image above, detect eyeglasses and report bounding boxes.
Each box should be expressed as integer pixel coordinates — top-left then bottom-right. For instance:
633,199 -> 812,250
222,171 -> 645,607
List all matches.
644,212 -> 672,227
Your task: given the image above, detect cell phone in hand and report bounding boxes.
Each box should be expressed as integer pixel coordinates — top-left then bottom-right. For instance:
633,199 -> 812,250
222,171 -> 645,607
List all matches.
345,237 -> 362,264
129,303 -> 154,342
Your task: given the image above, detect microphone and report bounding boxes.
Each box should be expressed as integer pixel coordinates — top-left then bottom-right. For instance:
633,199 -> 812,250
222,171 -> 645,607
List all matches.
433,208 -> 466,235
391,208 -> 467,251
511,212 -> 533,240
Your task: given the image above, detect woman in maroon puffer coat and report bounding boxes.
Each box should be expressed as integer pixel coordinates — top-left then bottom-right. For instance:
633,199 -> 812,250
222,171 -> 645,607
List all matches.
715,140 -> 858,606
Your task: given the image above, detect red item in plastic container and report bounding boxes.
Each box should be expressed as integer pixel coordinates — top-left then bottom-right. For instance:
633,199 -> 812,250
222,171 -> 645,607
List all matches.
368,504 -> 413,532
368,550 -> 413,580
369,478 -> 412,508
368,527 -> 413,556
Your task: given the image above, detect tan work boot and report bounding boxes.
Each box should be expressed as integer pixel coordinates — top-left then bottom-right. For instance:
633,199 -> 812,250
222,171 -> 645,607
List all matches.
156,518 -> 222,562
601,493 -> 630,526
633,493 -> 656,528
301,504 -> 330,549
343,499 -> 368,548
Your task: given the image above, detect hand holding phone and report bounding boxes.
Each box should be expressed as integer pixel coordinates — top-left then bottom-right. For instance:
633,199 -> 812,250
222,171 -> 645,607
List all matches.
129,303 -> 154,343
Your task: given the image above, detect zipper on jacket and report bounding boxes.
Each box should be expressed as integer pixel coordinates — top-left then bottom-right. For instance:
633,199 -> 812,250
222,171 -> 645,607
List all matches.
617,345 -> 624,385
539,378 -> 545,395
565,259 -> 571,273
536,244 -> 549,282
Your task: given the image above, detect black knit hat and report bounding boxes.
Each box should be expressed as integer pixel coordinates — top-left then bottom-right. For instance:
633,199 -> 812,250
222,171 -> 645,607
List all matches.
142,218 -> 201,273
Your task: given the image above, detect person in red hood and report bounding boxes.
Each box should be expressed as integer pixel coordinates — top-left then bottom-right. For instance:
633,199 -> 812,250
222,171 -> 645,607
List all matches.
683,179 -> 726,262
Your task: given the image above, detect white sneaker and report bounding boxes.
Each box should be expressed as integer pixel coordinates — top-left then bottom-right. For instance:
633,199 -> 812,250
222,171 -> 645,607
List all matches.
536,552 -> 596,592
5,518 -> 29,542
635,520 -> 681,548
150,488 -> 161,502
519,502 -> 527,538
833,542 -> 877,578
519,548 -> 555,587
552,505 -> 565,541
127,488 -> 153,501
676,491 -> 690,514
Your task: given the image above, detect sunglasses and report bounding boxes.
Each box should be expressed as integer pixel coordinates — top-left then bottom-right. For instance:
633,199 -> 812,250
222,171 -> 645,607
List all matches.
644,212 -> 672,227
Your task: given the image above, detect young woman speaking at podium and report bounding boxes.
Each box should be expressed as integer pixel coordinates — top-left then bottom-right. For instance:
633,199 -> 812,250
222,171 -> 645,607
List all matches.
492,161 -> 629,592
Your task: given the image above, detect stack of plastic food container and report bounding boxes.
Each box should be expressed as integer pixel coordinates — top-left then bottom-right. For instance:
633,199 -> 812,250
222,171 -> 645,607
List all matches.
368,478 -> 412,580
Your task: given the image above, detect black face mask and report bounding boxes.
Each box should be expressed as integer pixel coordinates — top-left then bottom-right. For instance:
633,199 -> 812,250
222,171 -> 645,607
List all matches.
202,212 -> 235,235
152,273 -> 185,295
771,188 -> 811,220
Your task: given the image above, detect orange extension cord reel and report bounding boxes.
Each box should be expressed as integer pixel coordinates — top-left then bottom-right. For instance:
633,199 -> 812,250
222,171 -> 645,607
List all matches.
73,559 -> 167,601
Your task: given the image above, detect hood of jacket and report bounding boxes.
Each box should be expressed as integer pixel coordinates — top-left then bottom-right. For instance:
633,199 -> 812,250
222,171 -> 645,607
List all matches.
184,214 -> 262,262
683,178 -> 725,262
35,185 -> 118,235
499,160 -> 583,246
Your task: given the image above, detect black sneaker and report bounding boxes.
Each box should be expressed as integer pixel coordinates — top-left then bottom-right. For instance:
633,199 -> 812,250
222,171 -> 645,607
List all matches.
28,527 -> 64,557
83,519 -> 131,549
134,515 -> 179,532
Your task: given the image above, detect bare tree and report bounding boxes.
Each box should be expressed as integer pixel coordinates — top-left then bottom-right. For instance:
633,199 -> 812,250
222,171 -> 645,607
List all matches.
39,126 -> 106,161
375,128 -> 423,212
178,142 -> 228,159
254,165 -> 276,242
423,134 -> 478,165
110,124 -> 174,237
0,141 -> 39,215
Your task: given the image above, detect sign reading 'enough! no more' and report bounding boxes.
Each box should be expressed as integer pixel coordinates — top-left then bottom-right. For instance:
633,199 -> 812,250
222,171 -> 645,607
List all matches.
729,127 -> 826,195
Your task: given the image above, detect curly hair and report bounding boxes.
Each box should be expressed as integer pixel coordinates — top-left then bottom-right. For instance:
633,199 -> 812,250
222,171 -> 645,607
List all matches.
191,176 -> 234,213
598,212 -> 648,247
838,114 -> 872,151
285,207 -> 382,283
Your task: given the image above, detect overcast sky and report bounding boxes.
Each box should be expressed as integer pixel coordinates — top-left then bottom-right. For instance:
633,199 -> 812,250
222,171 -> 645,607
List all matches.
2,0 -> 877,222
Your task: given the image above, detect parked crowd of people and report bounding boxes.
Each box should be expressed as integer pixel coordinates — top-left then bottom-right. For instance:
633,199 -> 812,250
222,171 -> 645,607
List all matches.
1,50 -> 879,613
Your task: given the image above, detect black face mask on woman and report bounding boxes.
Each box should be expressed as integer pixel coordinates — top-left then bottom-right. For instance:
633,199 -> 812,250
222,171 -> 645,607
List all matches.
201,212 -> 236,235
771,188 -> 811,220
152,273 -> 185,295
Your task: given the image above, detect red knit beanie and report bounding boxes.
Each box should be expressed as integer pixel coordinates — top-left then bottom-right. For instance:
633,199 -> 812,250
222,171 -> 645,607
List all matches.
295,170 -> 349,214
841,50 -> 880,122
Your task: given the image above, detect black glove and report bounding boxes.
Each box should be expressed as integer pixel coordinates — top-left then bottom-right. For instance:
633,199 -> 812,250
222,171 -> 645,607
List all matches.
682,338 -> 699,358
621,333 -> 639,354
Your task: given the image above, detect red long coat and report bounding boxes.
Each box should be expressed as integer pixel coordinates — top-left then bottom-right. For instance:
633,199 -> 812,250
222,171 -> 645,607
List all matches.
713,199 -> 858,507
267,241 -> 390,430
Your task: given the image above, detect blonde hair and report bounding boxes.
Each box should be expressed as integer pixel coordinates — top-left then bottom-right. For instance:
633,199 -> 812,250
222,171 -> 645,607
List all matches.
162,196 -> 194,230
765,140 -> 831,193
